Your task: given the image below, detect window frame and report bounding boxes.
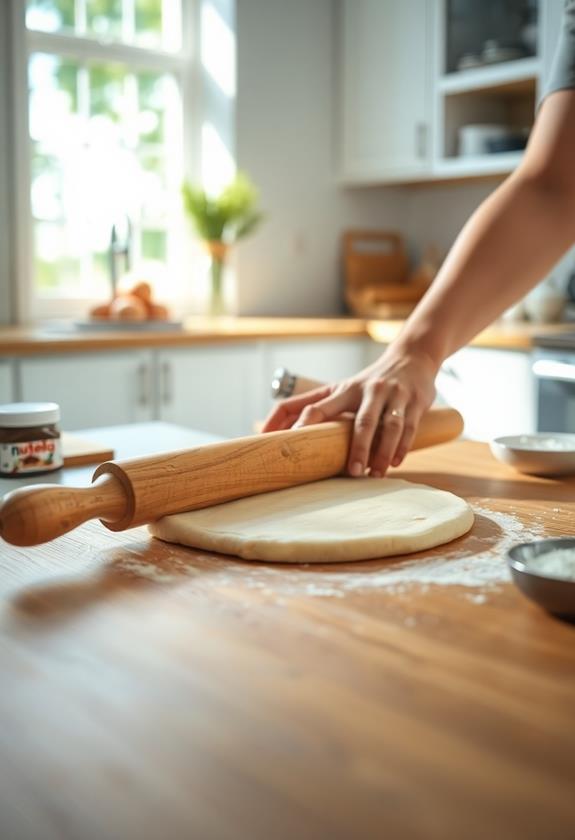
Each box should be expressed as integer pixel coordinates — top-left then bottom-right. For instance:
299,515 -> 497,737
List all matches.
9,0 -> 202,322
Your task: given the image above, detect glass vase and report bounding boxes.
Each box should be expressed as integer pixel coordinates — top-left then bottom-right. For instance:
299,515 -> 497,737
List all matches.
205,241 -> 229,317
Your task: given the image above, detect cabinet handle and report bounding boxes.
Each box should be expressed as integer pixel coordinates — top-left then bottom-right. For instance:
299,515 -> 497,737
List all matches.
138,363 -> 149,407
161,361 -> 173,405
415,122 -> 428,159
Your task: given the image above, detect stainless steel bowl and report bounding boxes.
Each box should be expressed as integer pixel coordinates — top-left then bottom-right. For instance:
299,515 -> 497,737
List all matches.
507,538 -> 575,619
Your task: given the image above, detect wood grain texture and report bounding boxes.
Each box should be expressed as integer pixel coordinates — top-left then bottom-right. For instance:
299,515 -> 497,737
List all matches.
62,431 -> 115,466
0,409 -> 463,545
1,440 -> 575,840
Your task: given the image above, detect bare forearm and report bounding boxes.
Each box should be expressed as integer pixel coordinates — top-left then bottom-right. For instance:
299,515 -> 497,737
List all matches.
396,170 -> 575,369
391,91 -> 575,372
264,94 -> 575,476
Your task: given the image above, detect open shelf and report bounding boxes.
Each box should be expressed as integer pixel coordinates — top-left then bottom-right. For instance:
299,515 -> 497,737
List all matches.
434,0 -> 539,182
439,56 -> 540,95
439,69 -> 535,163
433,151 -> 523,179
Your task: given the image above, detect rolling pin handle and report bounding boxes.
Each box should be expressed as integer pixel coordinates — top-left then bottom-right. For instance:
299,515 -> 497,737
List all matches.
0,474 -> 127,547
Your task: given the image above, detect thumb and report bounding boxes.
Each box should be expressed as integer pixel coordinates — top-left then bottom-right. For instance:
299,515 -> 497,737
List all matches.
262,385 -> 333,432
294,386 -> 358,428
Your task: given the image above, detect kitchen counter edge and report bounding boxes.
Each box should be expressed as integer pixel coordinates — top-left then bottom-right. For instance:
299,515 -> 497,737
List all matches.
0,317 -> 571,355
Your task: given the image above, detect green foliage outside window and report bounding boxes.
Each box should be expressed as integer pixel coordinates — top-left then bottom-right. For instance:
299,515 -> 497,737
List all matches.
27,0 -> 165,42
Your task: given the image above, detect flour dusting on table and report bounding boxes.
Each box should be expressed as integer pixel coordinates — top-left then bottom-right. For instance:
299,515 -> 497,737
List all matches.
118,504 -> 546,604
117,559 -> 181,584
234,505 -> 547,598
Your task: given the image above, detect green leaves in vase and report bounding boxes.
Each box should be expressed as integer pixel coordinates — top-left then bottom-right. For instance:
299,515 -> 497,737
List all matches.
182,171 -> 264,244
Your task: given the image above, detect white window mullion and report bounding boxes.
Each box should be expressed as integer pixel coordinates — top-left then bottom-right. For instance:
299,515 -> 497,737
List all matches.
122,0 -> 136,44
123,72 -> 139,148
26,30 -> 189,73
11,0 -> 33,322
163,0 -> 182,52
125,71 -> 141,272
75,0 -> 87,36
77,64 -> 91,295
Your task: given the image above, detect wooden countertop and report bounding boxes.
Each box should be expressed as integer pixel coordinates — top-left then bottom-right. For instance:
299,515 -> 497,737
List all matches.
2,423 -> 575,839
367,318 -> 575,351
0,316 -> 572,355
0,317 -> 367,355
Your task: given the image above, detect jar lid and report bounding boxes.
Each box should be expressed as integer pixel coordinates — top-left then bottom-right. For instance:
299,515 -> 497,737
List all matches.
0,402 -> 61,428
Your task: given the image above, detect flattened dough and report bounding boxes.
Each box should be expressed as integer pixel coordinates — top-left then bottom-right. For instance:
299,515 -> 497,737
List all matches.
149,477 -> 474,564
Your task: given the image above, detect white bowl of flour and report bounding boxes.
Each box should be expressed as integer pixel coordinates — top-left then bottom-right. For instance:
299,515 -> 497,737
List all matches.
490,434 -> 575,476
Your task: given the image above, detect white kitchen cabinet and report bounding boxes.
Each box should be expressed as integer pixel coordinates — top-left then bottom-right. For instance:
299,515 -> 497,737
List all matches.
436,347 -> 535,440
0,361 -> 14,403
157,345 -> 261,438
434,0 -> 540,179
14,339 -> 372,438
339,0 -> 432,183
260,338 -> 368,416
340,0 -> 557,184
20,352 -> 155,430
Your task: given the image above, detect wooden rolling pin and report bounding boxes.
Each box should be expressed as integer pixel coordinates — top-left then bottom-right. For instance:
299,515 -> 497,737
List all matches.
0,407 -> 463,547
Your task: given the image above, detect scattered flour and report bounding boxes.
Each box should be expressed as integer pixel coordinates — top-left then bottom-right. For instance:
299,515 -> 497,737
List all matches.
116,505 -> 546,602
117,559 -> 180,584
465,592 -> 488,605
230,505 -> 547,599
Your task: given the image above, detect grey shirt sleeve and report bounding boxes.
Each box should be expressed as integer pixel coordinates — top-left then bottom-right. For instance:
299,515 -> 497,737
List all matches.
542,0 -> 575,100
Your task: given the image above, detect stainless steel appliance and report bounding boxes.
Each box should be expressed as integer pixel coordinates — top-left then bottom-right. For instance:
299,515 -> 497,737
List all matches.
533,332 -> 575,432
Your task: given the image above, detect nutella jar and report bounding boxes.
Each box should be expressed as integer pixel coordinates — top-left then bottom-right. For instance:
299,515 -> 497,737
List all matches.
0,402 -> 63,476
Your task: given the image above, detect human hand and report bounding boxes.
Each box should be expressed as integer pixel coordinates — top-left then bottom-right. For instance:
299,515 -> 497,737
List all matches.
261,347 -> 438,477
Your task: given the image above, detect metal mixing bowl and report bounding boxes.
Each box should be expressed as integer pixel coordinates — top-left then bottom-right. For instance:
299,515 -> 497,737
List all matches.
507,538 -> 575,619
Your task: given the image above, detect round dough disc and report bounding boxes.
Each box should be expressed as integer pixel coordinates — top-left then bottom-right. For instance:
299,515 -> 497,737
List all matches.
149,477 -> 474,564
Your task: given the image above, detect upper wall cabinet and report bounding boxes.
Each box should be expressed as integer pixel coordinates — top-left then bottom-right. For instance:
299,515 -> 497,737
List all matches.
339,0 -> 432,183
434,0 -> 540,180
339,0 -> 564,185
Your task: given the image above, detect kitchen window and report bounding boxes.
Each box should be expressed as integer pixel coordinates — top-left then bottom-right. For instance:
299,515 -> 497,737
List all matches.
13,0 -> 202,319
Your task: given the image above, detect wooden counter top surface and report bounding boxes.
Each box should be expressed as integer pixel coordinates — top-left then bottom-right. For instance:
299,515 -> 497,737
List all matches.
367,318 -> 575,351
0,317 -> 367,355
2,425 -> 575,839
0,316 -> 572,355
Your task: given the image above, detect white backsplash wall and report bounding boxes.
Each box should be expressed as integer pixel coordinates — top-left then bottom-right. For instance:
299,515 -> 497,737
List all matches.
403,182 -> 495,265
404,180 -> 575,293
235,0 -> 407,316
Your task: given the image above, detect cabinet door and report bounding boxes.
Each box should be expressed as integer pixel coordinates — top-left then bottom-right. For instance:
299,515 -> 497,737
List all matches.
340,0 -> 431,181
20,352 -> 155,430
261,338 -> 368,416
436,348 -> 535,441
157,345 -> 261,438
0,361 -> 14,404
